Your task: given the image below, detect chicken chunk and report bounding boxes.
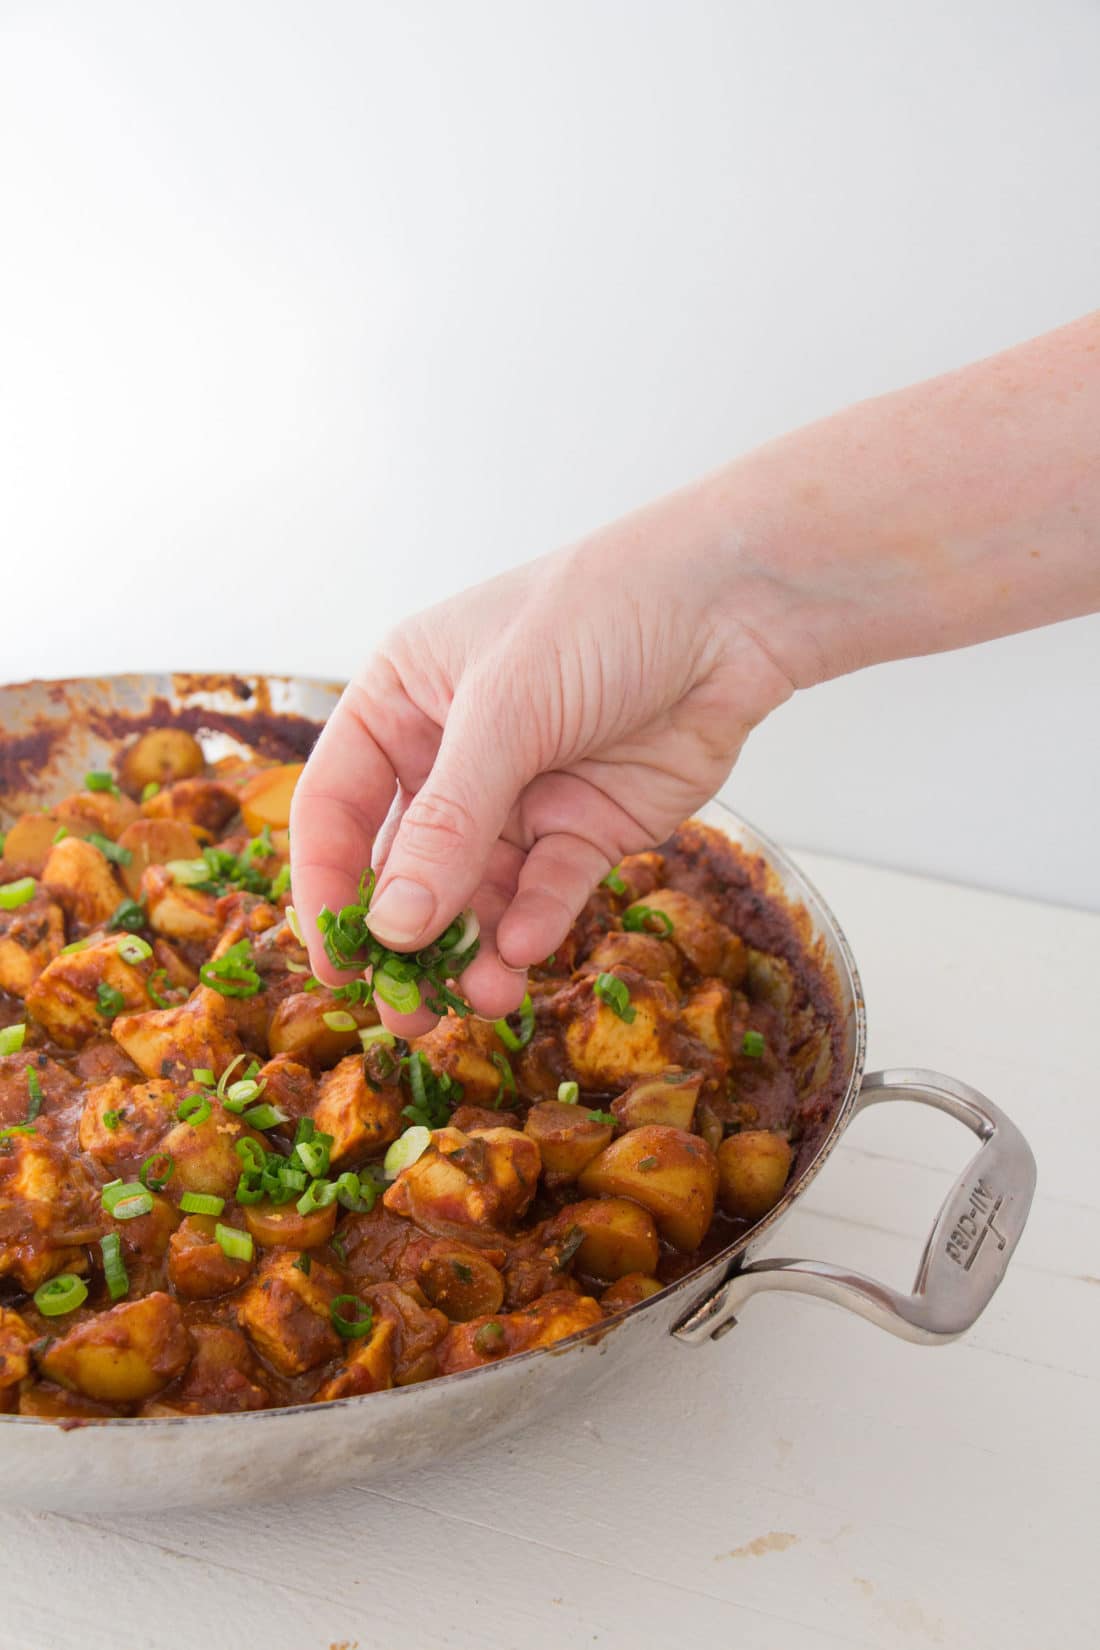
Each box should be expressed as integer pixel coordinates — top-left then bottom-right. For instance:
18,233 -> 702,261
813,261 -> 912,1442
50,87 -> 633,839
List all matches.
26,933 -> 154,1047
78,1075 -> 178,1172
41,835 -> 125,929
141,864 -> 221,942
0,1306 -> 34,1410
584,930 -> 680,989
627,888 -> 747,984
142,778 -> 240,836
561,969 -> 683,1089
437,1290 -> 602,1374
312,1315 -> 396,1401
0,890 -> 65,998
0,1133 -> 101,1289
38,1292 -> 193,1403
311,1055 -> 404,1169
409,1014 -> 509,1106
235,1250 -> 343,1375
111,991 -> 244,1084
139,1323 -> 269,1416
358,1281 -> 448,1385
384,1126 -> 541,1243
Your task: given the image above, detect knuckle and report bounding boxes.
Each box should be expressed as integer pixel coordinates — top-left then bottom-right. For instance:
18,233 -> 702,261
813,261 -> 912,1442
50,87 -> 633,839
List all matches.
399,791 -> 478,864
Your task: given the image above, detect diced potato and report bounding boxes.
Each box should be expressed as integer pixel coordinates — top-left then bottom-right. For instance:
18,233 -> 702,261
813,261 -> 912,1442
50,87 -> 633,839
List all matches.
55,789 -> 140,842
238,763 -> 303,834
78,1075 -> 178,1172
0,1134 -> 100,1289
168,1214 -> 255,1298
357,1281 -> 449,1385
268,990 -> 377,1067
716,1130 -> 793,1221
313,1316 -> 395,1401
116,818 -> 203,899
235,1250 -> 343,1375
18,1383 -> 117,1420
626,889 -> 746,984
680,979 -> 734,1058
143,778 -> 240,836
615,851 -> 665,902
243,1198 -> 338,1250
0,1306 -> 34,1408
563,970 -> 681,1089
311,1054 -> 404,1169
411,1240 -> 505,1322
26,933 -> 154,1047
384,1126 -> 541,1242
111,991 -> 244,1084
1,813 -> 61,876
409,1015 -> 508,1106
585,930 -> 680,988
437,1290 -> 602,1374
578,1124 -> 718,1252
611,1069 -> 702,1132
600,1273 -> 663,1314
118,728 -> 205,795
140,1324 -> 269,1415
158,1103 -> 268,1201
0,890 -> 65,997
523,1101 -> 613,1182
558,1197 -> 660,1281
38,1291 -> 192,1403
41,835 -> 124,928
141,864 -> 220,942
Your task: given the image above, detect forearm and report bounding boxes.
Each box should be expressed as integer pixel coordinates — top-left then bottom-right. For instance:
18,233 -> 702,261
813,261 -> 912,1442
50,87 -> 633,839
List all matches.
707,309 -> 1100,686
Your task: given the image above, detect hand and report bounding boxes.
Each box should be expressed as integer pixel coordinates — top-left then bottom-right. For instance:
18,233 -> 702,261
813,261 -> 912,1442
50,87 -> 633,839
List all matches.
290,482 -> 795,1034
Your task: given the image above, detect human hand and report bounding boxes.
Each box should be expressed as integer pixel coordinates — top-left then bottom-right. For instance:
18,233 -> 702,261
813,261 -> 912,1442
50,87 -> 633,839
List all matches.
290,483 -> 796,1034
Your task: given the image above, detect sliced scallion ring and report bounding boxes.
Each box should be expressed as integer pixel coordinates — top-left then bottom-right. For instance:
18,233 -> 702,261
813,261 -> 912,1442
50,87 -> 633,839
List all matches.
34,1273 -> 88,1316
0,877 -> 36,911
383,1124 -> 432,1179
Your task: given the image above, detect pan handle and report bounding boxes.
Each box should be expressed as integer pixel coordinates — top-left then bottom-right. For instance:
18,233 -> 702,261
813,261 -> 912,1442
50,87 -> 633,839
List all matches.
672,1068 -> 1036,1347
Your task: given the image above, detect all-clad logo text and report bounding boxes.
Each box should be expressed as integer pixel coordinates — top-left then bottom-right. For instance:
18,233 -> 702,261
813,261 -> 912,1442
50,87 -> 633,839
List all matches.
945,1178 -> 1008,1270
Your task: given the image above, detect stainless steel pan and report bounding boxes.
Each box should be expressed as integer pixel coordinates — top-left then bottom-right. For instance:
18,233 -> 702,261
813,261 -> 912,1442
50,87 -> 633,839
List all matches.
0,674 -> 1037,1512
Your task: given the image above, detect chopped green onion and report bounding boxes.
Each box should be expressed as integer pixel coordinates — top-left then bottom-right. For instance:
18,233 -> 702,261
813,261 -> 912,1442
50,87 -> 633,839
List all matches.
593,972 -> 636,1023
0,1024 -> 26,1056
636,1155 -> 658,1172
371,965 -> 421,1015
214,1223 -> 253,1262
212,1053 -> 248,1096
200,938 -> 262,999
284,957 -> 310,974
271,863 -> 291,899
742,1030 -> 765,1059
285,904 -> 304,943
491,1051 -> 516,1106
557,1080 -> 579,1105
102,1180 -> 153,1220
166,858 -> 210,886
33,1273 -> 88,1316
0,1123 -> 36,1138
222,1078 -> 264,1114
292,1251 -> 312,1275
116,934 -> 153,965
602,867 -> 627,896
107,897 -> 146,934
383,1124 -> 432,1179
101,1108 -> 124,1131
622,904 -> 674,936
235,1176 -> 264,1205
241,825 -> 274,865
243,1102 -> 289,1130
100,1233 -> 129,1301
322,1009 -> 358,1033
52,826 -> 68,844
139,1151 -> 173,1191
141,781 -> 161,802
296,1178 -> 337,1215
84,770 -> 119,796
25,1066 -> 43,1122
335,1170 -> 377,1213
192,1068 -> 216,1088
177,1093 -> 212,1127
234,1136 -> 266,1173
493,992 -> 535,1052
87,833 -> 132,867
0,877 -> 36,910
330,1294 -> 373,1340
95,982 -> 127,1020
359,1025 -> 396,1051
587,1109 -> 616,1126
295,1137 -> 331,1179
61,937 -> 92,955
146,968 -> 175,1008
472,1320 -> 506,1357
179,1191 -> 225,1216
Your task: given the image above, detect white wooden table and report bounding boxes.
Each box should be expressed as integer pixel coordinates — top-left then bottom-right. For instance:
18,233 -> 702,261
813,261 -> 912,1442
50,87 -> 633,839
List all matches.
1,852 -> 1095,1650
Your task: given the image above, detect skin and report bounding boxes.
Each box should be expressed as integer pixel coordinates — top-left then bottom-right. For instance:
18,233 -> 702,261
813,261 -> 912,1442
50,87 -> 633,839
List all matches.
292,311 -> 1100,1031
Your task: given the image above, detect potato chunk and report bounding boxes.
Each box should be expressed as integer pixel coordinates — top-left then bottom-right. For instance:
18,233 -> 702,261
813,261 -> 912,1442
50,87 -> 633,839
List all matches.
79,1075 -> 178,1172
55,789 -> 140,842
311,1055 -> 404,1169
409,1014 -> 508,1106
38,1292 -> 192,1403
716,1130 -> 793,1221
116,818 -> 202,899
1,812 -> 62,876
585,930 -> 680,988
558,1197 -> 660,1281
408,1239 -> 505,1322
384,1126 -> 541,1242
26,933 -> 154,1047
140,1324 -> 269,1416
235,1250 -> 343,1375
111,991 -> 244,1084
358,1281 -> 448,1385
238,763 -> 303,834
0,1306 -> 35,1409
41,835 -> 125,928
562,970 -> 681,1089
268,990 -> 377,1067
680,979 -> 734,1059
600,1273 -> 663,1314
0,890 -> 64,997
523,1101 -> 613,1183
313,1316 -> 396,1401
437,1290 -> 602,1374
578,1124 -> 718,1252
143,778 -> 240,836
158,1103 -> 268,1201
141,864 -> 220,942
119,728 -> 205,795
0,1134 -> 101,1288
168,1214 -> 255,1298
611,1069 -> 702,1132
243,1198 -> 338,1250
626,888 -> 746,984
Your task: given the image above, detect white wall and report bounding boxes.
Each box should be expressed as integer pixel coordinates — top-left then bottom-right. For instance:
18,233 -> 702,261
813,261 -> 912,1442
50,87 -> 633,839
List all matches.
2,0 -> 1097,907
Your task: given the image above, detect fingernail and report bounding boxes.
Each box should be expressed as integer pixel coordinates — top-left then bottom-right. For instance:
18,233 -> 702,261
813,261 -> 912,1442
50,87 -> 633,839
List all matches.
368,878 -> 436,945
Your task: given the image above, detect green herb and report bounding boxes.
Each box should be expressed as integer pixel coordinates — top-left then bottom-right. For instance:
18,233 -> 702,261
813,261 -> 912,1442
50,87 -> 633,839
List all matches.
602,867 -> 627,895
0,1024 -> 26,1056
292,1251 -> 312,1275
101,1180 -> 153,1220
493,991 -> 535,1052
25,1066 -> 44,1123
622,904 -> 674,936
33,1274 -> 88,1316
100,1233 -> 129,1301
553,1225 -> 585,1272
593,972 -> 636,1023
179,1192 -> 224,1216
330,1294 -> 373,1339
401,1049 -> 462,1130
491,1052 -> 516,1108
95,982 -> 127,1020
107,898 -> 146,934
87,833 -> 132,867
472,1320 -> 506,1357
742,1030 -> 765,1059
177,1093 -> 212,1127
586,1109 -> 615,1126
215,1223 -> 253,1263
315,870 -> 480,1017
330,1233 -> 348,1266
141,781 -> 160,802
139,1151 -> 174,1191
85,770 -> 119,796
200,938 -> 262,999
0,877 -> 36,911
452,1261 -> 474,1284
52,826 -> 68,844
636,1155 -> 658,1172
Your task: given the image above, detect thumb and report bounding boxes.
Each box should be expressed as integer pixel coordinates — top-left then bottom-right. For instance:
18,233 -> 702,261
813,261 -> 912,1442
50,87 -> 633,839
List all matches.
367,681 -> 531,949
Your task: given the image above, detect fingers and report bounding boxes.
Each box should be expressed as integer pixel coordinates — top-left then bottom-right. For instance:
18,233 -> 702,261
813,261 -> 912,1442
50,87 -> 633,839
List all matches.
496,830 -> 612,968
367,679 -> 533,951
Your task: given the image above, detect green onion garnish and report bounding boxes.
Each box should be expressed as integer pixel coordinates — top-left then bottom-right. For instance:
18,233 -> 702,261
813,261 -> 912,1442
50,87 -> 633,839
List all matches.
296,1178 -> 337,1215
294,1137 -> 331,1179
179,1191 -> 225,1216
139,1151 -> 173,1191
557,1080 -> 579,1105
85,770 -> 119,796
330,1294 -> 373,1340
637,1155 -> 658,1171
242,1102 -> 289,1130
622,904 -> 674,936
587,1109 -> 615,1126
214,1223 -> 253,1262
593,972 -> 636,1023
472,1320 -> 506,1357
140,781 -> 160,802
742,1030 -> 765,1059
271,863 -> 291,900
87,833 -> 132,866
95,982 -> 127,1020
335,1170 -> 377,1213
25,1067 -> 44,1122
166,858 -> 210,886
0,1024 -> 26,1056
200,938 -> 262,999
493,991 -> 535,1052
101,1108 -> 124,1131
0,1123 -> 36,1138
321,1009 -> 358,1033
602,867 -> 627,895
34,1273 -> 88,1316
116,934 -> 153,965
52,826 -> 68,844
314,870 -> 480,1018
61,937 -> 91,955
383,1124 -> 432,1179
146,968 -> 176,1008
491,1051 -> 516,1106
177,1093 -> 212,1127
0,877 -> 36,911
101,1180 -> 153,1220
192,1067 -> 216,1088
107,897 -> 146,934
100,1233 -> 129,1301
359,1025 -> 396,1051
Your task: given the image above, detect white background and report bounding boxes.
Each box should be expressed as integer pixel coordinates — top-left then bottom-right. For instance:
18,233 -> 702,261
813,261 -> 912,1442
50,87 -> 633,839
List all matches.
2,0 -> 1098,907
